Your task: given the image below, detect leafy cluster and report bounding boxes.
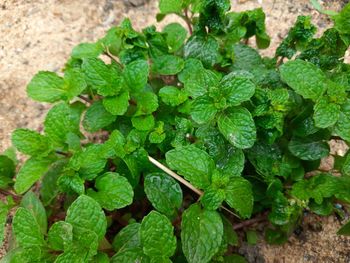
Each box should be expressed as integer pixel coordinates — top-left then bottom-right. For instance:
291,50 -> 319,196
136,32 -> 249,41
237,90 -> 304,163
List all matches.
1,0 -> 350,262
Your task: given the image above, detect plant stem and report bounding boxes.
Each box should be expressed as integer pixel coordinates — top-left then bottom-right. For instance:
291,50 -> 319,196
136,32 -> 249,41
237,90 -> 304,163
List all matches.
183,9 -> 193,35
148,156 -> 240,218
233,212 -> 268,230
0,189 -> 21,202
78,95 -> 92,104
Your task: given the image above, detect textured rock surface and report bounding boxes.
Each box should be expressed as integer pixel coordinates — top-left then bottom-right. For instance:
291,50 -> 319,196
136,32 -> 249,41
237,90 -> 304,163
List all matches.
0,0 -> 349,261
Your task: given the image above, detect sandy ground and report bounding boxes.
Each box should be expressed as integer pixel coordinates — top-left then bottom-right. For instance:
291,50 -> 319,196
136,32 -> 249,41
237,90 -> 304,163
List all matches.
1,0 -> 350,261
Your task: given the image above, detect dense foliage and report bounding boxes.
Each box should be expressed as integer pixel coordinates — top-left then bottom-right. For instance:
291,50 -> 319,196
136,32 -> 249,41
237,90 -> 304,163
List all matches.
1,0 -> 350,262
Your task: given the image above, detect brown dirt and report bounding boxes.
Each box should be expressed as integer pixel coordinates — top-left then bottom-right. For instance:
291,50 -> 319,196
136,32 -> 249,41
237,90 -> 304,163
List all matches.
1,0 -> 350,261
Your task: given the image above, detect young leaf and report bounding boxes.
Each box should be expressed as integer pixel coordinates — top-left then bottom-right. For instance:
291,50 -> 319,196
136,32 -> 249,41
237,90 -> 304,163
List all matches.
334,99 -> 350,141
280,60 -> 327,101
14,158 -> 53,194
131,115 -> 155,131
12,129 -> 51,157
225,177 -> 253,219
159,0 -> 183,14
48,221 -> 73,251
144,172 -> 183,216
63,68 -> 87,100
27,71 -> 65,102
12,207 -> 45,247
201,187 -> 226,210
71,42 -> 104,59
166,145 -> 214,189
333,3 -> 350,34
87,172 -> 134,211
103,91 -> 130,116
124,59 -> 149,92
162,23 -> 187,53
181,204 -> 223,263
65,195 -> 107,240
159,86 -> 188,107
140,211 -> 177,258
218,107 -> 256,149
178,58 -> 220,98
220,73 -> 255,106
82,58 -> 123,96
112,223 -> 141,253
152,55 -> 184,75
291,174 -> 338,204
83,100 -> 117,132
134,91 -> 159,116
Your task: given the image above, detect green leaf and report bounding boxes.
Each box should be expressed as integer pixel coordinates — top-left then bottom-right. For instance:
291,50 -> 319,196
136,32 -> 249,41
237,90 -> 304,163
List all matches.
44,102 -> 82,146
12,207 -> 45,247
40,160 -> 67,205
27,71 -> 65,102
101,129 -> 126,158
159,86 -> 188,106
216,146 -> 245,177
159,0 -> 183,14
12,129 -> 51,157
144,172 -> 183,216
112,223 -> 141,253
14,158 -> 53,194
191,95 -> 218,124
334,3 -> 350,34
71,42 -> 104,59
83,100 -> 116,132
178,58 -> 220,98
87,172 -> 134,211
124,59 -> 149,92
57,172 -> 85,195
140,211 -> 176,258
201,187 -> 226,210
218,107 -> 256,149
0,201 -> 9,247
337,220 -> 350,236
82,58 -> 123,96
131,115 -> 155,131
134,91 -> 159,116
181,204 -> 223,263
279,60 -> 327,101
288,137 -> 329,161
111,248 -> 149,263
291,174 -> 338,204
184,35 -> 220,68
20,191 -> 47,235
313,98 -> 340,128
335,99 -> 350,141
103,91 -> 130,115
48,221 -> 73,251
225,177 -> 253,219
65,195 -> 107,240
63,68 -> 87,100
166,145 -> 214,189
163,23 -> 187,53
0,155 -> 16,187
220,73 -> 255,106
152,55 -> 184,75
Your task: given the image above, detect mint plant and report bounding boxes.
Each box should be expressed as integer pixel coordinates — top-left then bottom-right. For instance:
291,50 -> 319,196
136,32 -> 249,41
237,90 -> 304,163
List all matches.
1,0 -> 350,262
